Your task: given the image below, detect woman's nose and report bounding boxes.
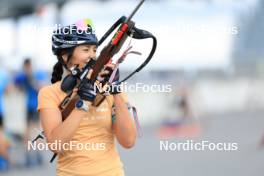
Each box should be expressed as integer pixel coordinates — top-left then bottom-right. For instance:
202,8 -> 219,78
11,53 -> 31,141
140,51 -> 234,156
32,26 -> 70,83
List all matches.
89,49 -> 96,59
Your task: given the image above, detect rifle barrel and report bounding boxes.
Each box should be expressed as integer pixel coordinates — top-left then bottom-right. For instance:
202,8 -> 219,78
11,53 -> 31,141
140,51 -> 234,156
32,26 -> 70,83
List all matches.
125,0 -> 145,23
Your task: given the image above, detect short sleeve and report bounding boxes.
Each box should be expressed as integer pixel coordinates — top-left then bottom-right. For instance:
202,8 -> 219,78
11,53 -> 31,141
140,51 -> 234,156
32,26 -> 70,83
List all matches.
37,86 -> 60,111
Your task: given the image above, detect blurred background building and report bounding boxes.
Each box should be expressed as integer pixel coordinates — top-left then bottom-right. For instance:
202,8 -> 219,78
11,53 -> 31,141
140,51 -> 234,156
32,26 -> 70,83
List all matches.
232,0 -> 264,75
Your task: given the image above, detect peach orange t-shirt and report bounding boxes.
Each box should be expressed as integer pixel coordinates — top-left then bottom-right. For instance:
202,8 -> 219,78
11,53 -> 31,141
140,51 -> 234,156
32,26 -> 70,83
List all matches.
37,81 -> 127,176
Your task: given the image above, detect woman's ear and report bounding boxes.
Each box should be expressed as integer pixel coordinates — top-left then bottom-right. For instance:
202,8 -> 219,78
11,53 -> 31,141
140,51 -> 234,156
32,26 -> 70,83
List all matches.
61,53 -> 68,63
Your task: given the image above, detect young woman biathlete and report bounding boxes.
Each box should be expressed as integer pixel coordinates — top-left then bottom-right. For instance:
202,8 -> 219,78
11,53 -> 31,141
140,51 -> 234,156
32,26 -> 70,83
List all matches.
37,19 -> 136,176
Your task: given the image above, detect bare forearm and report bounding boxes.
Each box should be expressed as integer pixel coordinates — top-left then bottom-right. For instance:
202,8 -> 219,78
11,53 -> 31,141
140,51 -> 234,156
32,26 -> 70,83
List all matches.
113,94 -> 136,148
48,109 -> 85,145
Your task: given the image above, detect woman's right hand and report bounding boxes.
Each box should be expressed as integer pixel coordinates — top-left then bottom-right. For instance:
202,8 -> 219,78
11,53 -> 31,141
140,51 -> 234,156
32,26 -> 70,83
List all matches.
77,79 -> 97,102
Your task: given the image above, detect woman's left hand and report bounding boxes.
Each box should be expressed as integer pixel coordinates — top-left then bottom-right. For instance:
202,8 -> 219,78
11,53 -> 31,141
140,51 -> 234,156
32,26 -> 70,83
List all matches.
97,64 -> 122,94
97,64 -> 119,84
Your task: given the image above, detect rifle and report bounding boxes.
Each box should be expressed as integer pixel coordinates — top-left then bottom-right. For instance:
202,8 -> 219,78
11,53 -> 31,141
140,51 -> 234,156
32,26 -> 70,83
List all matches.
35,0 -> 157,163
60,0 -> 157,120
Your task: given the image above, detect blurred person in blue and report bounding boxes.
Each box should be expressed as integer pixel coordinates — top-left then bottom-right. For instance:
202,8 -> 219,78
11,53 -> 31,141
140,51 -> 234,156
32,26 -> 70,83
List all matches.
0,65 -> 11,171
14,58 -> 48,167
0,68 -> 9,129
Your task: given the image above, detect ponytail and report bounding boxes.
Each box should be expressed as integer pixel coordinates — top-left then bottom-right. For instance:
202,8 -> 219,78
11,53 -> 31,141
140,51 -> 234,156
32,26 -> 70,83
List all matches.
51,60 -> 63,84
51,47 -> 75,84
